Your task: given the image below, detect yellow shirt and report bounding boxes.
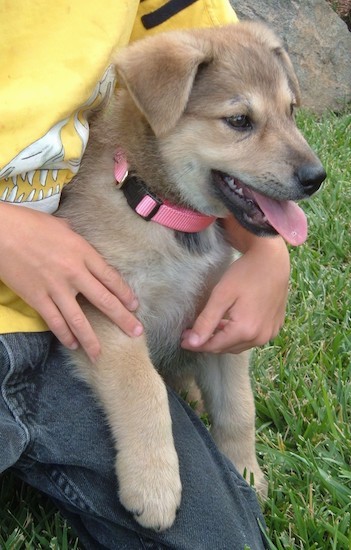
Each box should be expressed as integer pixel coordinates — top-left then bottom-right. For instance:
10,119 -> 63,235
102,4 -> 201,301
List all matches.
0,0 -> 238,333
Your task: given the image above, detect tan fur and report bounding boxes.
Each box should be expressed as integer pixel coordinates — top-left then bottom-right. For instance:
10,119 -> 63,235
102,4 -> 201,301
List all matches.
57,22 -> 324,531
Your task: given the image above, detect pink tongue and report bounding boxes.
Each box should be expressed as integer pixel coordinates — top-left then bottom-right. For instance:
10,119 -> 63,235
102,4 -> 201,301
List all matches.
251,191 -> 308,246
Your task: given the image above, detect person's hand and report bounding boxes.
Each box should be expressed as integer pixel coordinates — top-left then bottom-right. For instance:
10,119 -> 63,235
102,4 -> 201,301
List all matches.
0,203 -> 143,362
181,217 -> 290,354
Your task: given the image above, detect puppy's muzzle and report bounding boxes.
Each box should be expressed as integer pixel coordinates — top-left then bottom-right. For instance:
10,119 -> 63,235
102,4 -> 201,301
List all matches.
296,163 -> 326,196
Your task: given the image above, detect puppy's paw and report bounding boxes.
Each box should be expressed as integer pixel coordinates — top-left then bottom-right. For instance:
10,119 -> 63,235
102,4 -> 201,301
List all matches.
117,446 -> 182,531
212,432 -> 268,498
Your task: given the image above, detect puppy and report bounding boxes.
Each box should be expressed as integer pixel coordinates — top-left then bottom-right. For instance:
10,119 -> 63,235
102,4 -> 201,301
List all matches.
57,22 -> 326,531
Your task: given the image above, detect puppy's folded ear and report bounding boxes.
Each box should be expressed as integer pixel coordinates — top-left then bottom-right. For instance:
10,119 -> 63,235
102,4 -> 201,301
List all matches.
245,21 -> 301,106
273,46 -> 301,106
115,32 -> 210,137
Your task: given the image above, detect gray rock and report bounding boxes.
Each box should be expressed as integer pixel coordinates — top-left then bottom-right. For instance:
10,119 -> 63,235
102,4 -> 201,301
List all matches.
230,0 -> 351,112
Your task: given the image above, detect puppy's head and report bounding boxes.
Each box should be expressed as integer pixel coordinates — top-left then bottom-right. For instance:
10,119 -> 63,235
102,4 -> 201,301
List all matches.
115,23 -> 326,245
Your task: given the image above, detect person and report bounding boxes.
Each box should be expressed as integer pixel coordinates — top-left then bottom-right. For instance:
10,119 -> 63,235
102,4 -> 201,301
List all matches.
0,1 -> 290,548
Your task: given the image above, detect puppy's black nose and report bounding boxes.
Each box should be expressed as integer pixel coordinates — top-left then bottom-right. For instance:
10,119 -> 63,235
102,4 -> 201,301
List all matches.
297,164 -> 327,196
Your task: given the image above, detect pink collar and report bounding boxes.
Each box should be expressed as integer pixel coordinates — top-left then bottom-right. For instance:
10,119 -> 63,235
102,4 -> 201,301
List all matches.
114,149 -> 216,233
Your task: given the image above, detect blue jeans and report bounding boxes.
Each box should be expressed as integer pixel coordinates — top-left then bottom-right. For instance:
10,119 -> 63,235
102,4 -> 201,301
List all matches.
0,332 -> 267,549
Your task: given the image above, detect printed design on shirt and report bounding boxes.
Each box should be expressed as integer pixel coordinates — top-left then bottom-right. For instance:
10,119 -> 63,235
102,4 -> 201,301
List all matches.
141,0 -> 199,29
0,65 -> 116,213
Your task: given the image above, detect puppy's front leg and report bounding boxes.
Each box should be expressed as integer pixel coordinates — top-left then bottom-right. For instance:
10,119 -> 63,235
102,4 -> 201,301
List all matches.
195,353 -> 267,497
72,314 -> 181,531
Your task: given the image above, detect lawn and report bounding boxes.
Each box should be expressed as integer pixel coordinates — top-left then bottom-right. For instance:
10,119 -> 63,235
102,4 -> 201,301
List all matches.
0,108 -> 350,549
255,108 -> 351,549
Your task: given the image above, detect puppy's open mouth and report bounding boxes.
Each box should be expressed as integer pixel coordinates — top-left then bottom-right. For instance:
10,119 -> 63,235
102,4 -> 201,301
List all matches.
213,170 -> 308,246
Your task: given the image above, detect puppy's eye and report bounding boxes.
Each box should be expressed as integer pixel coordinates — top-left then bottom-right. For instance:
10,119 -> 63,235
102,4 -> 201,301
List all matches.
225,115 -> 252,130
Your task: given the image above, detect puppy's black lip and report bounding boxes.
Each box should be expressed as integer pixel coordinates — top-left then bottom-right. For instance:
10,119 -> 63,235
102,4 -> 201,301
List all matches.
211,170 -> 277,236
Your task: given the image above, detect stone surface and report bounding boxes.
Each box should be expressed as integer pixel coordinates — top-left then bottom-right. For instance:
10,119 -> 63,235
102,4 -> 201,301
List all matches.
230,0 -> 351,112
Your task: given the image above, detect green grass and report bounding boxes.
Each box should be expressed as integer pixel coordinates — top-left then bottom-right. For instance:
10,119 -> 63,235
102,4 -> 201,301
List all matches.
254,108 -> 351,549
1,108 -> 350,548
0,473 -> 79,549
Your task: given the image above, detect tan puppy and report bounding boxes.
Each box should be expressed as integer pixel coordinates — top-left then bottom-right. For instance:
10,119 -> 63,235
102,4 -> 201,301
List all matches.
57,22 -> 325,531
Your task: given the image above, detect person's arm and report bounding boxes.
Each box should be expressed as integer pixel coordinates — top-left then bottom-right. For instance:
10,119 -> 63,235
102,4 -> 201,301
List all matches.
181,216 -> 290,354
0,203 -> 143,362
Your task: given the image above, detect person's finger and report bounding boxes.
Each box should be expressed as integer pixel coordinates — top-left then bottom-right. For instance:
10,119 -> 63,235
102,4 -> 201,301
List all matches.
182,287 -> 233,348
35,297 -> 80,352
182,320 -> 239,353
50,288 -> 102,361
87,256 -> 138,311
181,310 -> 268,353
181,323 -> 250,354
72,272 -> 143,338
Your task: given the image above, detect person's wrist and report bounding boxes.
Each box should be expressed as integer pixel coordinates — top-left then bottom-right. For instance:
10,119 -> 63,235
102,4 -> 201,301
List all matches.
247,234 -> 287,253
221,215 -> 290,268
245,236 -> 291,284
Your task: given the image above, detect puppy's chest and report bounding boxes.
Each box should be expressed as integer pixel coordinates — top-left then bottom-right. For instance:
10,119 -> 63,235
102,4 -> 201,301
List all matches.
128,230 -> 230,365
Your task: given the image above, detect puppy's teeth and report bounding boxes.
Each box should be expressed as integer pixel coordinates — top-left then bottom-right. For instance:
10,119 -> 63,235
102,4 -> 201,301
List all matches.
225,177 -> 237,191
236,187 -> 243,196
262,215 -> 268,222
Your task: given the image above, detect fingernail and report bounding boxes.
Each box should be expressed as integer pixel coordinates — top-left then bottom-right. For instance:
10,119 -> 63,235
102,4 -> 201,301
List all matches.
133,324 -> 144,337
69,341 -> 79,350
187,332 -> 201,347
